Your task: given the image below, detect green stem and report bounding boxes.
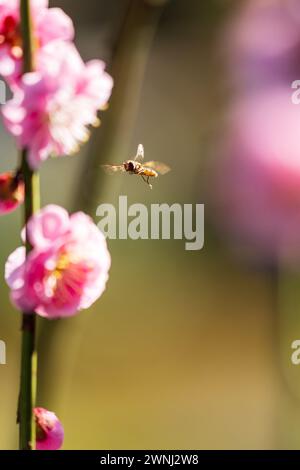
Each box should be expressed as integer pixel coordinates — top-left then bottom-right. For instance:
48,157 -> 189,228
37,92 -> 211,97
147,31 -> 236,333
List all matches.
18,0 -> 39,451
20,0 -> 34,73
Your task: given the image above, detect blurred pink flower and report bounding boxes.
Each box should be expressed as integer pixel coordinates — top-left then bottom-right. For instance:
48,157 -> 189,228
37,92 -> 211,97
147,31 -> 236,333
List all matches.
0,171 -> 24,214
223,0 -> 300,91
2,41 -> 113,169
0,0 -> 74,82
213,87 -> 300,264
5,204 -> 111,318
34,407 -> 64,450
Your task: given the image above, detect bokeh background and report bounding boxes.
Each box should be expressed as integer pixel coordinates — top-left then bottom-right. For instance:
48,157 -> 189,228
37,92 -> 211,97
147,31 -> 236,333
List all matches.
2,0 -> 300,449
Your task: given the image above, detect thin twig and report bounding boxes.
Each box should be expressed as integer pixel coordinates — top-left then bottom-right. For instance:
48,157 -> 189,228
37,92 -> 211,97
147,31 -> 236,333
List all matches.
18,0 -> 39,451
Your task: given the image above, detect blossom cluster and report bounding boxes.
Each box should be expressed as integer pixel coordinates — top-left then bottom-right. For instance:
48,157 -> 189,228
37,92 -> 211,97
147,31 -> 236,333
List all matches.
0,1 -> 113,449
0,0 -> 113,317
1,0 -> 113,169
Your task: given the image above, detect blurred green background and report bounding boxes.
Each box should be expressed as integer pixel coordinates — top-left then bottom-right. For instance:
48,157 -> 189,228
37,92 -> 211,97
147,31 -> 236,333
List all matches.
1,0 -> 300,450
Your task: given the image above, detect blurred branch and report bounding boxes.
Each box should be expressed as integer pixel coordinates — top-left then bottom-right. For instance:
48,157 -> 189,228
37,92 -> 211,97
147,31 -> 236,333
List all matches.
37,0 -> 169,409
74,0 -> 169,213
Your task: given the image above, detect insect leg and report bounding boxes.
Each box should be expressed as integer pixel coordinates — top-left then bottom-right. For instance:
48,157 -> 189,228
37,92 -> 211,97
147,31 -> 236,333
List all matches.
141,175 -> 152,189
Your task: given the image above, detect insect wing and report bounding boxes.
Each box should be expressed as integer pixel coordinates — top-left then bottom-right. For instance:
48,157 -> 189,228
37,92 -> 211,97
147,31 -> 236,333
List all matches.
144,161 -> 171,175
101,164 -> 125,175
134,144 -> 144,162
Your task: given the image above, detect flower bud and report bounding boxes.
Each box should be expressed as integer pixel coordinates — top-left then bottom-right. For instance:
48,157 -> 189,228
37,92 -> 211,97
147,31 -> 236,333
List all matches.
0,171 -> 24,215
34,407 -> 64,450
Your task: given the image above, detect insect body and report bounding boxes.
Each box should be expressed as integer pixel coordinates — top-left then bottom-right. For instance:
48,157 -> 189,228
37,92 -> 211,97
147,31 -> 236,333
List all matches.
102,145 -> 170,189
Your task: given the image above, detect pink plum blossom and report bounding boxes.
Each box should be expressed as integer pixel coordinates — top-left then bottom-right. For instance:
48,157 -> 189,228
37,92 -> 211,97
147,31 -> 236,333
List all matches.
34,407 -> 64,450
2,41 -> 113,169
0,170 -> 24,214
5,204 -> 111,318
0,0 -> 74,82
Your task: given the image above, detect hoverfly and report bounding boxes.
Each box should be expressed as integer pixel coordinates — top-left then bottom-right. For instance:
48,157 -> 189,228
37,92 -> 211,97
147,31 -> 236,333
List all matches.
102,145 -> 170,189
